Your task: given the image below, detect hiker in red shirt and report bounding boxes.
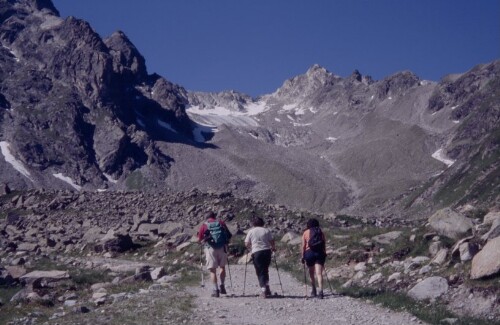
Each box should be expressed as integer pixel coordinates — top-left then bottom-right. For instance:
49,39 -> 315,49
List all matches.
198,211 -> 232,297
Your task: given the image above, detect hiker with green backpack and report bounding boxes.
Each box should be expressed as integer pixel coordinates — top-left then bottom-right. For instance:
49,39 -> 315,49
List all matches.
197,211 -> 232,297
301,218 -> 327,299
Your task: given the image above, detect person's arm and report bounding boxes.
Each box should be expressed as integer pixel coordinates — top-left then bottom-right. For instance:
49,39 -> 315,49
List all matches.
197,224 -> 207,243
244,231 -> 252,251
301,231 -> 307,263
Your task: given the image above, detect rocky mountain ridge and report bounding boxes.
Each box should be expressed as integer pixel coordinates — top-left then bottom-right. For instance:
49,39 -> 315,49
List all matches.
0,0 -> 498,218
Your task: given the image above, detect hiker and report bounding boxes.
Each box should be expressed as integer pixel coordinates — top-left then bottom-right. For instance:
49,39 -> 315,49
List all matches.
301,218 -> 326,299
244,216 -> 276,298
198,211 -> 232,297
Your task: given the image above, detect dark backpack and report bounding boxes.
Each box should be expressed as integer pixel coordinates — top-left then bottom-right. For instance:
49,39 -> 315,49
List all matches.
204,221 -> 230,248
308,227 -> 325,253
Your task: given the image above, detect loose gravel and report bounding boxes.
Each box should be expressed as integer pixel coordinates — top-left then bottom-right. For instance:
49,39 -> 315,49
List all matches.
188,265 -> 425,325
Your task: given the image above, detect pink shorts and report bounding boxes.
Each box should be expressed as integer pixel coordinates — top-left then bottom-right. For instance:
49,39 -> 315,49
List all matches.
205,247 -> 227,269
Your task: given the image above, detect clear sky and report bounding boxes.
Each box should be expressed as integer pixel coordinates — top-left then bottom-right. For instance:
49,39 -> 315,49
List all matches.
52,0 -> 499,97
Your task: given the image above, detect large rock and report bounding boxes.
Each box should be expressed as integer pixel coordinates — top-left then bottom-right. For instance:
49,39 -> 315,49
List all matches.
100,230 -> 135,253
483,211 -> 500,225
408,276 -> 448,301
470,236 -> 500,279
371,231 -> 402,245
481,217 -> 500,241
20,270 -> 70,285
428,208 -> 473,239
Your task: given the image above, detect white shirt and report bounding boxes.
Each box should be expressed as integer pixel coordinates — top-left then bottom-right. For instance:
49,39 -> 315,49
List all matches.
245,227 -> 274,254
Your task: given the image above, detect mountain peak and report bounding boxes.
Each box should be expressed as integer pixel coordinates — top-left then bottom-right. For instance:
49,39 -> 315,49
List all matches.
306,64 -> 331,78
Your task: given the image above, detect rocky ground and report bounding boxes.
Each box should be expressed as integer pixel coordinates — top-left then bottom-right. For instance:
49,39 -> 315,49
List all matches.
0,188 -> 499,324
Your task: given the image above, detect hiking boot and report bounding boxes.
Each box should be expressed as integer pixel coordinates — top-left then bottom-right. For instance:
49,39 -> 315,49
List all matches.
310,286 -> 317,297
265,285 -> 272,297
219,284 -> 227,294
211,289 -> 220,298
318,290 -> 324,299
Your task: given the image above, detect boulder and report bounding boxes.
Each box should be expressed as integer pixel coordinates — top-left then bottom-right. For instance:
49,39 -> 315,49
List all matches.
5,266 -> 27,279
368,272 -> 383,284
483,211 -> 500,225
431,248 -> 448,265
281,231 -> 300,243
481,217 -> 500,241
150,267 -> 167,281
20,270 -> 70,285
157,222 -> 184,237
470,236 -> 500,279
408,276 -> 448,301
100,230 -> 135,253
428,208 -> 473,239
371,231 -> 402,245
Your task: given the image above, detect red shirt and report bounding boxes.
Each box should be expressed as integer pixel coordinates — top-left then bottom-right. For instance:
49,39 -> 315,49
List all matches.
197,218 -> 228,242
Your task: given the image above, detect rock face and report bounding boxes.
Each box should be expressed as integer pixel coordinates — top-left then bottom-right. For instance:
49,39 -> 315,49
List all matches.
408,276 -> 449,301
428,208 -> 473,239
470,236 -> 500,279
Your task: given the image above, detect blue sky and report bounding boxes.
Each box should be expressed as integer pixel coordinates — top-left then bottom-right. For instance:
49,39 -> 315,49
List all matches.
52,0 -> 499,97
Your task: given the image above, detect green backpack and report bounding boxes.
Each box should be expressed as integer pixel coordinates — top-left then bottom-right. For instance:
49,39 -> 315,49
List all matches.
204,221 -> 229,248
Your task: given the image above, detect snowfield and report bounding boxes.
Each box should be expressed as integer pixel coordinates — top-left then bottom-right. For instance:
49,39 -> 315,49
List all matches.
432,149 -> 455,167
53,173 -> 82,191
0,141 -> 32,181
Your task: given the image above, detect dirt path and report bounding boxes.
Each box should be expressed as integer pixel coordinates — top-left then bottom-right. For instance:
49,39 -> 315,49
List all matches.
188,265 -> 425,325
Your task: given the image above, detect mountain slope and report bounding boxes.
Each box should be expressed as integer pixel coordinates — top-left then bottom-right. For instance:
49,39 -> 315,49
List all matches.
0,0 -> 498,217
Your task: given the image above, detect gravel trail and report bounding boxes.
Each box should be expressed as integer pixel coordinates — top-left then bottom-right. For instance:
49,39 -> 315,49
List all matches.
188,265 -> 425,325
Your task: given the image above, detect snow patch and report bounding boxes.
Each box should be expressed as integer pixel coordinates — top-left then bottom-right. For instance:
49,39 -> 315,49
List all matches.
370,95 -> 374,100
286,115 -> 295,121
104,173 -> 118,184
2,45 -> 20,62
333,112 -> 338,115
292,122 -> 312,127
53,173 -> 82,191
388,96 -> 393,100
0,141 -> 32,180
248,132 -> 259,140
97,189 -> 107,192
192,122 -> 217,143
451,105 -> 459,110
326,137 -> 338,142
274,118 -> 281,122
282,103 -> 298,112
431,111 -> 437,116
136,118 -> 145,128
452,120 -> 460,124
432,149 -> 455,167
158,120 -> 178,133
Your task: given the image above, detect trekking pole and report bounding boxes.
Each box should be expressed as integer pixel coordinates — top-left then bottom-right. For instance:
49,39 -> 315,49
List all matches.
243,250 -> 249,296
323,267 -> 334,295
200,244 -> 205,288
302,260 -> 307,298
226,247 -> 233,291
273,253 -> 284,296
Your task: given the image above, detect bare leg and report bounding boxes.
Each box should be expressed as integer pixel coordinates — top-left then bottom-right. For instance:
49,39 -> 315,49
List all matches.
308,266 -> 316,288
209,268 -> 218,288
219,266 -> 226,285
315,264 -> 324,291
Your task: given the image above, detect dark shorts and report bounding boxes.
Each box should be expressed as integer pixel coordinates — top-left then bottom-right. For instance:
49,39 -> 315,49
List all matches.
304,249 -> 326,267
